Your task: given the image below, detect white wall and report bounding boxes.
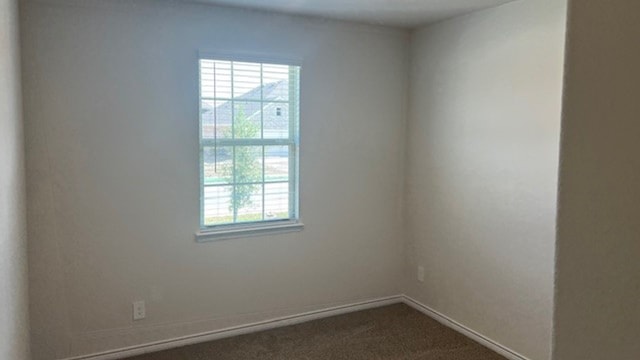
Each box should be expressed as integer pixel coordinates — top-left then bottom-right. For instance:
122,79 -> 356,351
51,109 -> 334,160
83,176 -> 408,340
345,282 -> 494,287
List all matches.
0,0 -> 30,359
20,1 -> 408,359
553,1 -> 640,359
403,1 -> 566,359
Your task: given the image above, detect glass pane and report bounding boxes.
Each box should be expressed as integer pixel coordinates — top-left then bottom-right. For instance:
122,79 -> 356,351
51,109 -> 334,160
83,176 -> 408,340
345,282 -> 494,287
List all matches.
263,102 -> 289,139
201,99 -> 215,139
233,61 -> 262,100
233,146 -> 263,185
233,101 -> 262,139
263,64 -> 290,101
201,100 -> 232,139
203,146 -> 233,185
264,183 -> 290,220
203,185 -> 233,226
264,146 -> 289,182
199,60 -> 216,98
214,60 -> 232,99
234,184 -> 263,222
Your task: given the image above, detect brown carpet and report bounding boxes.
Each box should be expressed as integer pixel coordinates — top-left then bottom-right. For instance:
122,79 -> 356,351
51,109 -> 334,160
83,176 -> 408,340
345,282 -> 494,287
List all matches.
124,304 -> 507,360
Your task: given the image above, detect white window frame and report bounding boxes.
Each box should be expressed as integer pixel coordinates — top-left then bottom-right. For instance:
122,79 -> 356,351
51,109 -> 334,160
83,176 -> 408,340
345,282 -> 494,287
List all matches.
195,51 -> 303,242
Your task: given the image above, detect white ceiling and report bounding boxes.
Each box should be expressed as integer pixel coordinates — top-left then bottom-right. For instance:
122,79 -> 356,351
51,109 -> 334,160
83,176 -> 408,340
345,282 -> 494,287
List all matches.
193,0 -> 515,28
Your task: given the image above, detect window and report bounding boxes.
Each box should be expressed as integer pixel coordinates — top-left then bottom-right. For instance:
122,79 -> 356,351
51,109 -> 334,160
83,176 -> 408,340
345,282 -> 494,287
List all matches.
198,57 -> 301,239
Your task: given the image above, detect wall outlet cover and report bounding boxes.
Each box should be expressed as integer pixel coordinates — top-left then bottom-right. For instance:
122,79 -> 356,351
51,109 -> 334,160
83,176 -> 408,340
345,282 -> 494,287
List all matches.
133,300 -> 146,321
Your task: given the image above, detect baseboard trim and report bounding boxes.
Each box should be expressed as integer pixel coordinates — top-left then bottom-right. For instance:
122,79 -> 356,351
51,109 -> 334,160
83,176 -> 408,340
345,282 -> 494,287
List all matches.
62,294 -> 530,360
62,295 -> 403,360
401,295 -> 530,360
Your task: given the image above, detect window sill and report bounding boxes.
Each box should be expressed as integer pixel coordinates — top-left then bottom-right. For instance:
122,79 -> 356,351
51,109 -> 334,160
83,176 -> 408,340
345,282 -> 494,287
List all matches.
195,221 -> 304,242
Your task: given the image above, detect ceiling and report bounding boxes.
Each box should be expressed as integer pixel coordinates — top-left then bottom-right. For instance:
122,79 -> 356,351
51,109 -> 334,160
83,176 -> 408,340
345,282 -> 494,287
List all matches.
193,0 -> 515,28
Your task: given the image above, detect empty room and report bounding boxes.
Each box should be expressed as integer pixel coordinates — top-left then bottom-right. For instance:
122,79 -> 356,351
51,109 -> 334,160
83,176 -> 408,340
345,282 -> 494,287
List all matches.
2,0 -> 640,359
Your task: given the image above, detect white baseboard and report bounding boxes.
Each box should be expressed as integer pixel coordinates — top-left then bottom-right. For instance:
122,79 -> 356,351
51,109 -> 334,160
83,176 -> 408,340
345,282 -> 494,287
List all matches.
62,294 -> 529,360
401,295 -> 530,360
62,295 -> 403,360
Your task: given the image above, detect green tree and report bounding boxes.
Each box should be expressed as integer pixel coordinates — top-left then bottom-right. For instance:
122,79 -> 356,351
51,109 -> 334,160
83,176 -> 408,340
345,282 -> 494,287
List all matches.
221,106 -> 262,219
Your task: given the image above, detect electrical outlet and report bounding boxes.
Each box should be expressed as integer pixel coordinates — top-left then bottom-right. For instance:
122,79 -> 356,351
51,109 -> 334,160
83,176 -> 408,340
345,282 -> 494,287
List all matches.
133,300 -> 146,321
417,266 -> 425,282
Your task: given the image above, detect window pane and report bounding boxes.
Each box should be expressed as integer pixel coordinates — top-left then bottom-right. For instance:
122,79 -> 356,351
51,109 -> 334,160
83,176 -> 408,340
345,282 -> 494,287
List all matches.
203,146 -> 233,185
235,184 -> 263,222
201,99 -> 215,139
214,60 -> 232,99
264,146 -> 289,182
263,64 -> 290,101
200,60 -> 216,98
264,183 -> 289,220
233,101 -> 262,139
233,62 -> 262,99
233,146 -> 263,185
201,100 -> 232,139
203,185 -> 233,226
263,102 -> 289,139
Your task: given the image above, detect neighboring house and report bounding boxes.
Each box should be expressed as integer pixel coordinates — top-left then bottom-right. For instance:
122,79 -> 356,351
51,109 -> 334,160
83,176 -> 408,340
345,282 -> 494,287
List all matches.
201,80 -> 290,141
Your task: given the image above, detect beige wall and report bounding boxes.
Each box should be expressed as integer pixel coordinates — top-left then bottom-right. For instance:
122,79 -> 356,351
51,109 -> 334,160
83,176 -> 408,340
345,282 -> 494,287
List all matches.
553,1 -> 640,359
403,1 -> 566,359
21,1 -> 408,359
0,0 -> 30,359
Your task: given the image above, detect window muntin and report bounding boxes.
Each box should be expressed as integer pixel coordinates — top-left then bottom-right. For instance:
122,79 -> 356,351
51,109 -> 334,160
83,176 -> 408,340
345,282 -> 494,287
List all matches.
199,58 -> 300,229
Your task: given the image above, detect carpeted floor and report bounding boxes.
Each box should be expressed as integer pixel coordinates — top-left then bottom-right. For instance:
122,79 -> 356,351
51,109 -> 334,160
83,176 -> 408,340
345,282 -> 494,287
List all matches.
124,303 -> 506,360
